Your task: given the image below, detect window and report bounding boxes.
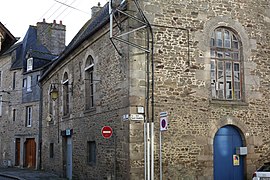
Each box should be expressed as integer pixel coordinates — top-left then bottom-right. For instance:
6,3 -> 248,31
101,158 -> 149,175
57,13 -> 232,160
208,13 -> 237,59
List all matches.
210,28 -> 242,100
85,56 -> 94,110
37,75 -> 40,82
13,72 -> 16,90
23,78 -> 27,88
63,72 -> 69,116
0,95 -> 2,116
26,76 -> 32,92
13,109 -> 16,121
0,71 -> 2,87
87,141 -> 96,165
27,57 -> 33,71
50,143 -> 54,158
26,106 -> 32,127
48,85 -> 55,122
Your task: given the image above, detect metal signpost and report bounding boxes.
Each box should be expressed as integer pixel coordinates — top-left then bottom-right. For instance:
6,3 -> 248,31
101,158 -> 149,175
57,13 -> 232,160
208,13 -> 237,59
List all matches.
101,125 -> 116,179
159,112 -> 168,180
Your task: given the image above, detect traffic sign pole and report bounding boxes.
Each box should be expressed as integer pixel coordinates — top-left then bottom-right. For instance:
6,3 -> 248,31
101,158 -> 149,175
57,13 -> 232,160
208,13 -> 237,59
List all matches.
159,112 -> 168,180
159,129 -> 162,180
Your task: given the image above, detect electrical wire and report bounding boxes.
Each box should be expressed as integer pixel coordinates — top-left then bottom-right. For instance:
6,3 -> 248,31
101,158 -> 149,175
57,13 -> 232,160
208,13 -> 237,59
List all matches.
37,2 -> 58,22
53,0 -> 90,15
54,0 -> 78,21
48,0 -> 70,21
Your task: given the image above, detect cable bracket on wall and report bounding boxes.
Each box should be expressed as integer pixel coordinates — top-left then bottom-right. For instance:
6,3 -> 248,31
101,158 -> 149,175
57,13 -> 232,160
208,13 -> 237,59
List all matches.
109,0 -> 151,56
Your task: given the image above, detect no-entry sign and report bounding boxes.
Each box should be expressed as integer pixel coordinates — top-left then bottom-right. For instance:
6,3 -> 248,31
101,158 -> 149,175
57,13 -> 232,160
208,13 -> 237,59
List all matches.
101,126 -> 113,138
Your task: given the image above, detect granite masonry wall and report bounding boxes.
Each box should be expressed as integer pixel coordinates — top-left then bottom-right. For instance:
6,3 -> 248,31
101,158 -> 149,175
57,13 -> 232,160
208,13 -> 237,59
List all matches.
41,22 -> 132,179
126,0 -> 270,179
40,0 -> 270,179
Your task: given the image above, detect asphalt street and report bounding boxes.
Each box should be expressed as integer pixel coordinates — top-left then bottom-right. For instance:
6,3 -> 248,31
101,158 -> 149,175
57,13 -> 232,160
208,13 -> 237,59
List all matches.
0,167 -> 66,180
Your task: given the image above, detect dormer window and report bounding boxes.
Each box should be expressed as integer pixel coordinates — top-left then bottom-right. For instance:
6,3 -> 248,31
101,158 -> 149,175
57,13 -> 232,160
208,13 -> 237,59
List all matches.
27,57 -> 33,72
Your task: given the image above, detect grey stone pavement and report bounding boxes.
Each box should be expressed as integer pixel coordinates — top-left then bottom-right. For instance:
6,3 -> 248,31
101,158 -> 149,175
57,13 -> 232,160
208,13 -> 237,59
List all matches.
0,167 -> 66,180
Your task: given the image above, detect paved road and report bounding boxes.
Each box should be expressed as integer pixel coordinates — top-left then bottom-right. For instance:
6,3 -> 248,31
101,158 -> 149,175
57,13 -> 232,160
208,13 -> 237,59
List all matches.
0,167 -> 66,180
0,176 -> 14,180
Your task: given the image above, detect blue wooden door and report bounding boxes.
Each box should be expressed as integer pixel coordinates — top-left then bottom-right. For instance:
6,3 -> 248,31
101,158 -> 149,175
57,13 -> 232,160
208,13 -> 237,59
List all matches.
214,125 -> 244,180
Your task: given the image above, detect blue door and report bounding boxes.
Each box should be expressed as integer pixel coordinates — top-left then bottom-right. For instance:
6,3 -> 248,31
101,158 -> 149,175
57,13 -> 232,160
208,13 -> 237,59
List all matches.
214,125 -> 244,180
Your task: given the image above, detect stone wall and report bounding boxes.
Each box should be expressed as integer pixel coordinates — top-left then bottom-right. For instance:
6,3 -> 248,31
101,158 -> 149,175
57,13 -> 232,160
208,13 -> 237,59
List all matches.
0,52 -> 40,168
128,0 -> 270,179
40,0 -> 270,179
37,19 -> 66,55
41,23 -> 131,179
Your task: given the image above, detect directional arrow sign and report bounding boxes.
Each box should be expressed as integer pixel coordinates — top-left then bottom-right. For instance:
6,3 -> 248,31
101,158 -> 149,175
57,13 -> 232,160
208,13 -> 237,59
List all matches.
101,126 -> 113,138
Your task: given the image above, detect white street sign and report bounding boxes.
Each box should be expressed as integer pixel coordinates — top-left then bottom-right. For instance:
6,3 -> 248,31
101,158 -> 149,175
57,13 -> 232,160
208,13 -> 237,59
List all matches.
160,116 -> 168,131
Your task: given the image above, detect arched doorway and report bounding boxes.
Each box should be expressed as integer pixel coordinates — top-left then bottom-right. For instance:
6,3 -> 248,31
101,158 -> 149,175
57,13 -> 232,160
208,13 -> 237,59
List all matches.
214,125 -> 244,180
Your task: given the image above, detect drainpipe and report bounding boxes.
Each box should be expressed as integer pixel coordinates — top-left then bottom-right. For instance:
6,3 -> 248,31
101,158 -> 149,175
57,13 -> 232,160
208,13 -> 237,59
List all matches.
38,81 -> 43,170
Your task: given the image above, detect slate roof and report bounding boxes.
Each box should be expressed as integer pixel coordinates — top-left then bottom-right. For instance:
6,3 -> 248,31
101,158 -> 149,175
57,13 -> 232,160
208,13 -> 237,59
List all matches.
0,22 -> 17,55
40,2 -> 111,81
8,25 -> 57,71
40,1 -> 128,82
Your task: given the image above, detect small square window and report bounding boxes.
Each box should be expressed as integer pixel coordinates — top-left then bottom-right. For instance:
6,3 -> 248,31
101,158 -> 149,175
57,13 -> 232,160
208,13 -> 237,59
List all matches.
87,141 -> 96,165
50,143 -> 54,158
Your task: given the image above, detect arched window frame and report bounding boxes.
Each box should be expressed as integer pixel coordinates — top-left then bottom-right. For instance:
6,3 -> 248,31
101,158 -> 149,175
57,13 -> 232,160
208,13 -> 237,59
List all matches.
210,27 -> 243,101
84,56 -> 94,110
48,84 -> 56,123
62,72 -> 70,116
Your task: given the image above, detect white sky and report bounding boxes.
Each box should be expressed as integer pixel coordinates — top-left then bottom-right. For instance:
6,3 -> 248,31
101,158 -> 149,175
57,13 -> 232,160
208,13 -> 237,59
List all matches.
0,0 -> 108,45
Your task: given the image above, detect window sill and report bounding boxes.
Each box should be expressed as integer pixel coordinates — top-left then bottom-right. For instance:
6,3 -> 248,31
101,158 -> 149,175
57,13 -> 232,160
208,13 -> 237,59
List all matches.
210,99 -> 248,106
48,121 -> 54,125
62,114 -> 70,120
84,107 -> 96,114
87,162 -> 96,167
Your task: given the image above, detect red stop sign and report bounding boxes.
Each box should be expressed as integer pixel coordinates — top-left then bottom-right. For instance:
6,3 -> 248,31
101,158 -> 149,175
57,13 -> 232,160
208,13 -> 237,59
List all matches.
101,126 -> 113,138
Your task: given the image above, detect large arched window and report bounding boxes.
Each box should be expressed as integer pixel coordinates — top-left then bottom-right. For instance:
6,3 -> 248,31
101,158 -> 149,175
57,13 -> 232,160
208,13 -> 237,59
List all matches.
63,72 -> 69,115
210,28 -> 242,100
85,56 -> 94,110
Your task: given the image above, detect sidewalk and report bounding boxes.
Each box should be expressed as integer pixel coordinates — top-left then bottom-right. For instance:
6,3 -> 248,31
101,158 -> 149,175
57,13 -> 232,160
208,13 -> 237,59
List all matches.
0,167 -> 66,180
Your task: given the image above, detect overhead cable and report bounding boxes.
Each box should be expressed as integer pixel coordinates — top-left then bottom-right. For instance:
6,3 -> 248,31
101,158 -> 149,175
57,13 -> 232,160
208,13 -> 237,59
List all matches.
54,0 -> 90,15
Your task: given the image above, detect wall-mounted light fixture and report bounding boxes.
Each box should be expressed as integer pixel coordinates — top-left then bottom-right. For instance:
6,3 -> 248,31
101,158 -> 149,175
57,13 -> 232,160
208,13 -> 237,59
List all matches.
49,82 -> 73,101
50,84 -> 59,101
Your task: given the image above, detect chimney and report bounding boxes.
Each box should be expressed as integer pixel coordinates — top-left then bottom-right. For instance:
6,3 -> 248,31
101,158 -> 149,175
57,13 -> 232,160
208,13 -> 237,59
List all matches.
36,19 -> 66,55
91,2 -> 102,17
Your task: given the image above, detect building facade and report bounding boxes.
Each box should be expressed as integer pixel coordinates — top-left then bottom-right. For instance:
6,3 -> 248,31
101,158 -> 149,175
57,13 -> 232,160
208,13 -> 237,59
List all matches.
0,19 -> 65,169
0,22 -> 17,168
40,0 -> 270,179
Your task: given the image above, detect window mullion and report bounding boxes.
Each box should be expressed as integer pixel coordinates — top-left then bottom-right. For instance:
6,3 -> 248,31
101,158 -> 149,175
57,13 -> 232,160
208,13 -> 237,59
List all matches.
223,59 -> 226,99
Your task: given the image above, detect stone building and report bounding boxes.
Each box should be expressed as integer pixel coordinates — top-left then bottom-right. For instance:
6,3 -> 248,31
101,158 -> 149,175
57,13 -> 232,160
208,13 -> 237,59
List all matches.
0,22 -> 17,54
0,19 -> 65,169
0,21 -> 17,168
40,0 -> 269,179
